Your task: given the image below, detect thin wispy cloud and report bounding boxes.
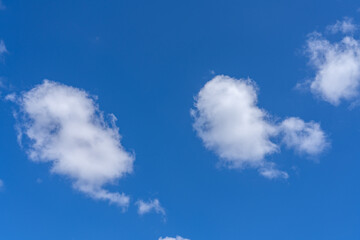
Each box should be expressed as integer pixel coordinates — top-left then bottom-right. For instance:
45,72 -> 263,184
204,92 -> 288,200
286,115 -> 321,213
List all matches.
0,0 -> 5,10
304,18 -> 360,105
0,40 -> 7,59
11,80 -> 134,208
158,236 -> 190,240
192,75 -> 328,178
0,179 -> 3,190
136,198 -> 166,216
327,18 -> 358,34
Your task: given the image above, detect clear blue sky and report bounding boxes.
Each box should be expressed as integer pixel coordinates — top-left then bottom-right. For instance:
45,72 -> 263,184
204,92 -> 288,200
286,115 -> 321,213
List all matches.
0,0 -> 360,239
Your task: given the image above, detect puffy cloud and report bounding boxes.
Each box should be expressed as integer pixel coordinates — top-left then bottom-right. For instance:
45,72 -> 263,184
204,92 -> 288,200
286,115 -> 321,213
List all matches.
327,18 -> 358,34
305,22 -> 360,105
158,236 -> 190,240
13,80 -> 134,207
280,117 -> 328,155
136,198 -> 165,216
192,75 -> 328,178
191,75 -> 278,168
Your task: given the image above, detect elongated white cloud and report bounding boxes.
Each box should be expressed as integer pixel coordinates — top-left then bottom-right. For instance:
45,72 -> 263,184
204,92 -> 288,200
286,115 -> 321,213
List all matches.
258,163 -> 289,179
158,236 -> 190,240
305,20 -> 360,105
13,80 -> 134,207
136,198 -> 165,216
0,40 -> 7,56
192,75 -> 328,178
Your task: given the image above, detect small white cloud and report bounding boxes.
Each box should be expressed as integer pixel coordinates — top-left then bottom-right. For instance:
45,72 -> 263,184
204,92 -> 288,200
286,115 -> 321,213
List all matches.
13,80 -> 134,208
192,75 -> 328,178
304,21 -> 360,105
158,236 -> 190,240
136,198 -> 165,216
327,18 -> 358,34
0,179 -> 3,189
280,117 -> 328,155
5,92 -> 16,101
258,163 -> 289,179
0,40 -> 7,56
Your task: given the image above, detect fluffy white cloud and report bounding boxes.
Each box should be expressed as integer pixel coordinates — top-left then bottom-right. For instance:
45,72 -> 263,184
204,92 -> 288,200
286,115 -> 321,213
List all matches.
192,75 -> 328,178
280,117 -> 328,155
327,18 -> 358,34
191,75 -> 278,168
305,23 -> 360,105
158,236 -> 190,240
136,198 -> 165,216
13,80 -> 134,207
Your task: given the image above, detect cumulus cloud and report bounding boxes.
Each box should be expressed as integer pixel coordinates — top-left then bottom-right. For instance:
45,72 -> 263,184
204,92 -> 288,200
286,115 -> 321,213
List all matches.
327,18 -> 358,34
280,117 -> 328,155
305,20 -> 360,105
136,198 -> 165,216
158,236 -> 190,240
12,80 -> 134,207
192,75 -> 328,178
191,76 -> 278,168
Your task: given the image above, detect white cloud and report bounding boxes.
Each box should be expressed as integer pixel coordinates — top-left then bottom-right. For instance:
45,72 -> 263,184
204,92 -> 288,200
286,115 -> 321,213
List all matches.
158,236 -> 190,240
0,40 -> 7,55
280,117 -> 328,155
0,179 -> 3,189
136,198 -> 165,216
192,75 -> 328,178
13,80 -> 134,207
258,163 -> 289,179
305,24 -> 360,105
191,75 -> 278,168
327,18 -> 358,34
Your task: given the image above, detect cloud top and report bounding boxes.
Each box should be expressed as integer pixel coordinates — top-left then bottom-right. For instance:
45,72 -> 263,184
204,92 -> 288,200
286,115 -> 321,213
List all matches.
14,80 -> 134,207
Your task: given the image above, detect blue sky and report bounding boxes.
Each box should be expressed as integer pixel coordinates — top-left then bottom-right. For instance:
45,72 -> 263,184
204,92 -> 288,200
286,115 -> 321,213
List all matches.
0,0 -> 360,239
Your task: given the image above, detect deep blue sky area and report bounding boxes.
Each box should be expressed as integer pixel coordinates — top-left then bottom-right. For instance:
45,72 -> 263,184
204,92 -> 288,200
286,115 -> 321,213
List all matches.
0,0 -> 360,239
